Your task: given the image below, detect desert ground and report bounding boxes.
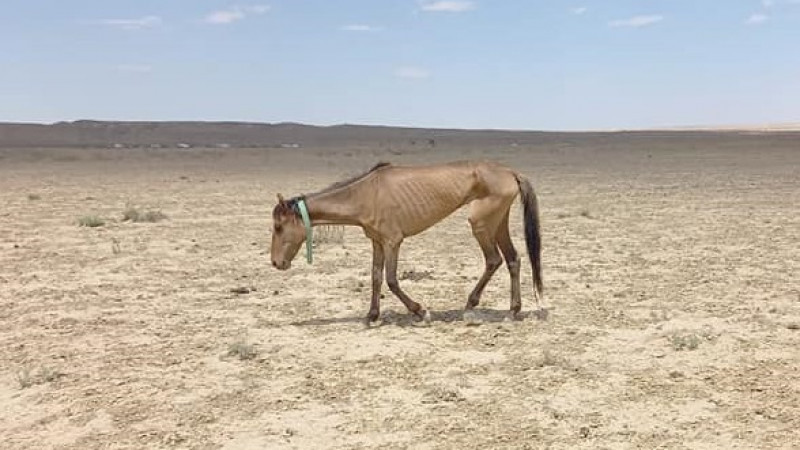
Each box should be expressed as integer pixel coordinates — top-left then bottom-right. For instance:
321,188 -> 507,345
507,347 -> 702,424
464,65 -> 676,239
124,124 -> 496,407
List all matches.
1,133 -> 799,449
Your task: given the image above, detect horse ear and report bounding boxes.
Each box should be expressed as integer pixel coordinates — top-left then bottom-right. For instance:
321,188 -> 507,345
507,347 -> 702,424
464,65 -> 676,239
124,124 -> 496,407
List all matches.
277,193 -> 286,204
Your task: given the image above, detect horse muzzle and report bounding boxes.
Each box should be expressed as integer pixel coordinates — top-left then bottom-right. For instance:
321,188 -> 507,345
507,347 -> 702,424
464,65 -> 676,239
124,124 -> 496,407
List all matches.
272,260 -> 291,270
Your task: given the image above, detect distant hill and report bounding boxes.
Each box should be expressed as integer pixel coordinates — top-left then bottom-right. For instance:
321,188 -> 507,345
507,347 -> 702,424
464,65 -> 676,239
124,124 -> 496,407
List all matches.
0,120 -> 797,148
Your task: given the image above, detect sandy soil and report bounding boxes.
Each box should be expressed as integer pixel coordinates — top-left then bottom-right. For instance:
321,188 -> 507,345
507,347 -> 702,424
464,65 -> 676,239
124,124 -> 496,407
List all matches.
1,139 -> 799,449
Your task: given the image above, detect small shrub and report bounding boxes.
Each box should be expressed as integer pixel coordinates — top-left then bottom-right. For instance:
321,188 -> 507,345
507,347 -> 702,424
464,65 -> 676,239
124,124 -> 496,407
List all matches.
422,385 -> 464,404
111,237 -> 121,255
139,210 -> 168,223
122,205 -> 139,222
38,366 -> 62,383
228,340 -> 257,360
16,367 -> 34,389
668,332 -> 701,351
401,269 -> 434,281
535,349 -> 568,368
122,204 -> 167,223
28,193 -> 41,201
15,366 -> 62,389
78,215 -> 105,227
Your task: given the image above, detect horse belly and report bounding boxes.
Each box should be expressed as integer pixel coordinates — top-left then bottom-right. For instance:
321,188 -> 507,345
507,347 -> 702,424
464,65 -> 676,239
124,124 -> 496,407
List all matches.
394,181 -> 473,237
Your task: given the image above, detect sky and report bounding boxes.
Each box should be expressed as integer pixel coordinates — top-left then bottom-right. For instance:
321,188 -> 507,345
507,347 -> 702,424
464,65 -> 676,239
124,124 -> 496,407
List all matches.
1,0 -> 799,131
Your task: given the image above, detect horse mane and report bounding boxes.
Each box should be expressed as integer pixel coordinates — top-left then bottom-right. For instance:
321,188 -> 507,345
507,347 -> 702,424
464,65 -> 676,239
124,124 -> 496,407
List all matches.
274,162 -> 391,218
317,161 -> 391,194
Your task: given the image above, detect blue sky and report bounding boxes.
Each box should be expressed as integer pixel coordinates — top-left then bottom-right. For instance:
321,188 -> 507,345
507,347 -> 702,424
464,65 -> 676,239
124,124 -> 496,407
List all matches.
1,1 -> 798,130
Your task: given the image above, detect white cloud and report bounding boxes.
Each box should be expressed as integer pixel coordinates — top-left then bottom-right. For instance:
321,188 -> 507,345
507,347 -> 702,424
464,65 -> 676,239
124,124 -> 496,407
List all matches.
116,64 -> 153,73
394,66 -> 430,79
246,5 -> 270,14
571,7 -> 587,15
204,5 -> 269,25
762,0 -> 775,7
340,24 -> 382,32
746,13 -> 769,24
420,1 -> 476,12
100,15 -> 162,30
205,9 -> 245,24
609,15 -> 663,28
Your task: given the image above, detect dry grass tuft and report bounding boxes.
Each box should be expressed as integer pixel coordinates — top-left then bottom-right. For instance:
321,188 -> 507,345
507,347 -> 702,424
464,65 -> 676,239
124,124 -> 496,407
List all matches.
77,215 -> 105,227
122,203 -> 168,223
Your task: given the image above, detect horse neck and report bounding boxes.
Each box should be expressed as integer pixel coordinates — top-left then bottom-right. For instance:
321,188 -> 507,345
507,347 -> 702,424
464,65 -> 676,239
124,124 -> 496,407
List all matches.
305,183 -> 364,226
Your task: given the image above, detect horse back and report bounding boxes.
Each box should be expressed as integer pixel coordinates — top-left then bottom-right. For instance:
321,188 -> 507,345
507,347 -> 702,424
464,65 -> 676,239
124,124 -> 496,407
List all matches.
367,161 -> 516,237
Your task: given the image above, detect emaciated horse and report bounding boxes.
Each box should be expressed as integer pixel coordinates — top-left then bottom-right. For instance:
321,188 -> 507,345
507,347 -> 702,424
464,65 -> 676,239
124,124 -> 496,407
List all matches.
270,160 -> 543,323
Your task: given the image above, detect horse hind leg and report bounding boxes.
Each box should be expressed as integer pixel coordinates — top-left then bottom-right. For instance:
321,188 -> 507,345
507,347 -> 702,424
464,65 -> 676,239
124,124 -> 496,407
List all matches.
496,211 -> 522,317
465,204 -> 504,310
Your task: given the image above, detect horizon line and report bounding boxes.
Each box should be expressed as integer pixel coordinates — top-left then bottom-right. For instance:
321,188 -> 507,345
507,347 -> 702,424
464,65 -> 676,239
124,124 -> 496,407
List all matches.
1,119 -> 799,133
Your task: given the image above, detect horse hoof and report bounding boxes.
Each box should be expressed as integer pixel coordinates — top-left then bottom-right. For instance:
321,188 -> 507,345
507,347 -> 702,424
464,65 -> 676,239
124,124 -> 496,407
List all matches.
463,310 -> 483,326
364,318 -> 382,328
364,312 -> 382,328
411,310 -> 431,327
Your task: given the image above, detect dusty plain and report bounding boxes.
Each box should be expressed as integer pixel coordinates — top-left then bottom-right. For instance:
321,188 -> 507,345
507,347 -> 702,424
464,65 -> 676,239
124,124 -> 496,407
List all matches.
1,130 -> 799,449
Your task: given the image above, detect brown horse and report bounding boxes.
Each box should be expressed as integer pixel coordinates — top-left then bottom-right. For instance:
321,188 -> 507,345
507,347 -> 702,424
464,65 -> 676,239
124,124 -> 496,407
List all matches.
270,160 -> 543,323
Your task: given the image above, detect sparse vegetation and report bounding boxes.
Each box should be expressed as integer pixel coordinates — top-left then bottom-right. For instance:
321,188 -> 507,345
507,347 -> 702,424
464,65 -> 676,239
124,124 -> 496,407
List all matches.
78,215 -> 105,227
555,209 -> 593,219
401,269 -> 434,281
228,340 -> 257,360
111,237 -> 121,254
230,286 -> 255,295
535,349 -> 568,368
650,309 -> 671,322
16,365 -> 63,389
38,366 -> 62,383
4,134 -> 799,449
27,193 -> 41,201
668,332 -> 701,351
422,385 -> 464,404
313,225 -> 344,246
15,367 -> 33,389
122,203 -> 167,223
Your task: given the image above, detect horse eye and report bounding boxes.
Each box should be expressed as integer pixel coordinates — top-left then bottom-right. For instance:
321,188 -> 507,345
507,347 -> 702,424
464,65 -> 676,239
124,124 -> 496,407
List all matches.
274,225 -> 283,233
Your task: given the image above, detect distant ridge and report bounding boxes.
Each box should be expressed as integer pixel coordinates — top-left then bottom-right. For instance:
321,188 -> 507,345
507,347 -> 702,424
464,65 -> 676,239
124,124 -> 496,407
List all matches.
658,122 -> 800,132
0,120 -> 797,148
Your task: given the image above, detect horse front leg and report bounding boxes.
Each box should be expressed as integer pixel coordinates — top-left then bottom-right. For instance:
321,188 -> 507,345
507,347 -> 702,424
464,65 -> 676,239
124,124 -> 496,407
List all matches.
384,241 -> 431,323
367,239 -> 385,323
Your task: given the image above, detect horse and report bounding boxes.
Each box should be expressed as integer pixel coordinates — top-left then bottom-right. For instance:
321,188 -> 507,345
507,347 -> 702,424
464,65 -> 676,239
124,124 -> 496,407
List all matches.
270,160 -> 543,323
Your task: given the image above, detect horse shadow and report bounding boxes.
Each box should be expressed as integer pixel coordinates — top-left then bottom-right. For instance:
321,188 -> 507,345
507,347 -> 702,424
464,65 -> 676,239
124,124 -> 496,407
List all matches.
290,307 -> 551,328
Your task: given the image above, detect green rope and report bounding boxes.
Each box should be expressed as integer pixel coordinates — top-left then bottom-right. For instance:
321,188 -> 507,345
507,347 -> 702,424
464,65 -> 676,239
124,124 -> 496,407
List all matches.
296,199 -> 313,264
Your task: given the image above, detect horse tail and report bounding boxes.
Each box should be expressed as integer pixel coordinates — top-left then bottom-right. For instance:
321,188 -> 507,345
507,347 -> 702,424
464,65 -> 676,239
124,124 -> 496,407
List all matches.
515,173 -> 543,301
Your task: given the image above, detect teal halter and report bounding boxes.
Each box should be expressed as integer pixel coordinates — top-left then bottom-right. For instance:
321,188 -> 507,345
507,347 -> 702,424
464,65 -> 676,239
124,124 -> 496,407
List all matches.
295,199 -> 313,264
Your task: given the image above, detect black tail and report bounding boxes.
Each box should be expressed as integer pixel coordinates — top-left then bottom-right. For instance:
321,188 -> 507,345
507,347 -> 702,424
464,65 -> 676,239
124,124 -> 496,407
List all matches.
515,174 -> 543,300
